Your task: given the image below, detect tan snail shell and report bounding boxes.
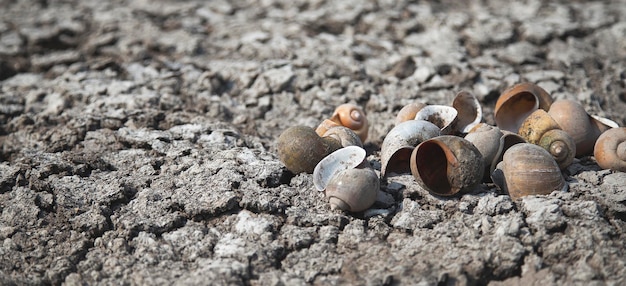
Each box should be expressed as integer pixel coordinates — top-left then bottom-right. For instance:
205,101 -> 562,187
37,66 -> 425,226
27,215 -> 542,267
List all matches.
410,135 -> 484,196
464,123 -> 526,181
313,146 -> 379,212
380,120 -> 440,177
395,102 -> 427,125
452,91 -> 482,134
594,127 -> 626,172
491,143 -> 567,200
495,82 -> 553,133
548,99 -> 619,157
518,109 -> 576,169
414,105 -> 459,135
316,103 -> 369,142
277,125 -> 361,174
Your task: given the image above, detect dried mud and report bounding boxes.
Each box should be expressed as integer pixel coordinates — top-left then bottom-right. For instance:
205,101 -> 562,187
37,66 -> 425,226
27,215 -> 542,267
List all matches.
1,0 -> 626,285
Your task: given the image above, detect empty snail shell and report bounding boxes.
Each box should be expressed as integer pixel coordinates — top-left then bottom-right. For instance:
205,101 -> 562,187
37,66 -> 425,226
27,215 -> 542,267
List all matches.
414,105 -> 458,135
491,143 -> 567,200
277,125 -> 361,174
452,91 -> 483,134
312,145 -> 379,212
316,103 -> 369,142
322,126 -> 363,148
325,167 -> 379,212
380,120 -> 440,177
518,109 -> 576,169
410,135 -> 484,196
495,82 -> 553,133
395,102 -> 427,125
313,146 -> 367,192
464,123 -> 526,181
594,127 -> 626,172
465,123 -> 503,179
591,115 -> 619,134
547,99 -> 602,157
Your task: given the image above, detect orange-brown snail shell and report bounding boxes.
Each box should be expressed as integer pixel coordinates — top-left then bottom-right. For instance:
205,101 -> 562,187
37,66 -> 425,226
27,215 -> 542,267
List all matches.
316,103 -> 369,142
594,127 -> 626,172
491,143 -> 567,200
548,99 -> 618,157
494,82 -> 553,133
395,102 -> 427,125
410,135 -> 484,196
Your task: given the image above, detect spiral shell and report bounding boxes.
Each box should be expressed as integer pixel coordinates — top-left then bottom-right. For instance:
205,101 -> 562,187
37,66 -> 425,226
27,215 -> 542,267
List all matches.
491,143 -> 567,200
380,120 -> 440,177
547,99 -> 604,157
322,126 -> 363,148
452,91 -> 482,134
594,127 -> 626,172
410,135 -> 484,196
464,123 -> 526,181
518,109 -> 576,169
316,104 -> 369,142
395,102 -> 427,125
495,82 -> 553,133
414,105 -> 459,135
313,146 -> 367,192
325,167 -> 379,212
277,126 -> 341,173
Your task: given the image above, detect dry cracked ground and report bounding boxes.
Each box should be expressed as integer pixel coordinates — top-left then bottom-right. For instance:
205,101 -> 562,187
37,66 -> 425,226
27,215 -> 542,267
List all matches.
1,0 -> 626,285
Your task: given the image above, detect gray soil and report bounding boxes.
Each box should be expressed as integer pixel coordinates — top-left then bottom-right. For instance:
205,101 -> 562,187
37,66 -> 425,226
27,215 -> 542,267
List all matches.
1,0 -> 626,285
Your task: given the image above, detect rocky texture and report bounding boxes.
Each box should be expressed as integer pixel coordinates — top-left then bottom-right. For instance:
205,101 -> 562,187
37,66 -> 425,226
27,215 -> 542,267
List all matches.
1,0 -> 626,285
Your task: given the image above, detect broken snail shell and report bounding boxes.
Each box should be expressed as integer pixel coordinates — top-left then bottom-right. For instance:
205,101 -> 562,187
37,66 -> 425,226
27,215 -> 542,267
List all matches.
316,103 -> 369,142
491,143 -> 567,200
518,109 -> 576,169
594,127 -> 626,172
452,91 -> 483,134
313,146 -> 367,192
414,105 -> 458,135
380,120 -> 440,177
548,99 -> 618,157
495,82 -> 553,133
277,125 -> 361,174
464,123 -> 526,181
395,102 -> 427,125
410,135 -> 484,196
313,146 -> 379,212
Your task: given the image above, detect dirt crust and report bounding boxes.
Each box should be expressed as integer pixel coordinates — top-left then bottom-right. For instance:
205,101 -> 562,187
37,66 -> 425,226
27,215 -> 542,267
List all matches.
1,0 -> 626,285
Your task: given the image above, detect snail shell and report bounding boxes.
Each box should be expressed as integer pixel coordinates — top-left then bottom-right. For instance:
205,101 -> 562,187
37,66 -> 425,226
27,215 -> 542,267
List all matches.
316,104 -> 369,142
325,166 -> 379,212
464,123 -> 525,181
414,105 -> 459,135
395,102 -> 427,125
495,82 -> 553,133
410,135 -> 484,196
547,99 -> 605,157
322,126 -> 363,148
465,123 -> 503,179
594,127 -> 626,172
491,143 -> 567,200
452,91 -> 482,134
277,126 -> 341,173
380,120 -> 441,177
313,146 -> 367,192
490,131 -> 527,175
518,109 -> 576,169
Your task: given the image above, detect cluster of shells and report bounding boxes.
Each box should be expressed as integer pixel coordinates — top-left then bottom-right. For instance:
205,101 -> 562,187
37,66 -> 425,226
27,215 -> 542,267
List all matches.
277,83 -> 626,213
